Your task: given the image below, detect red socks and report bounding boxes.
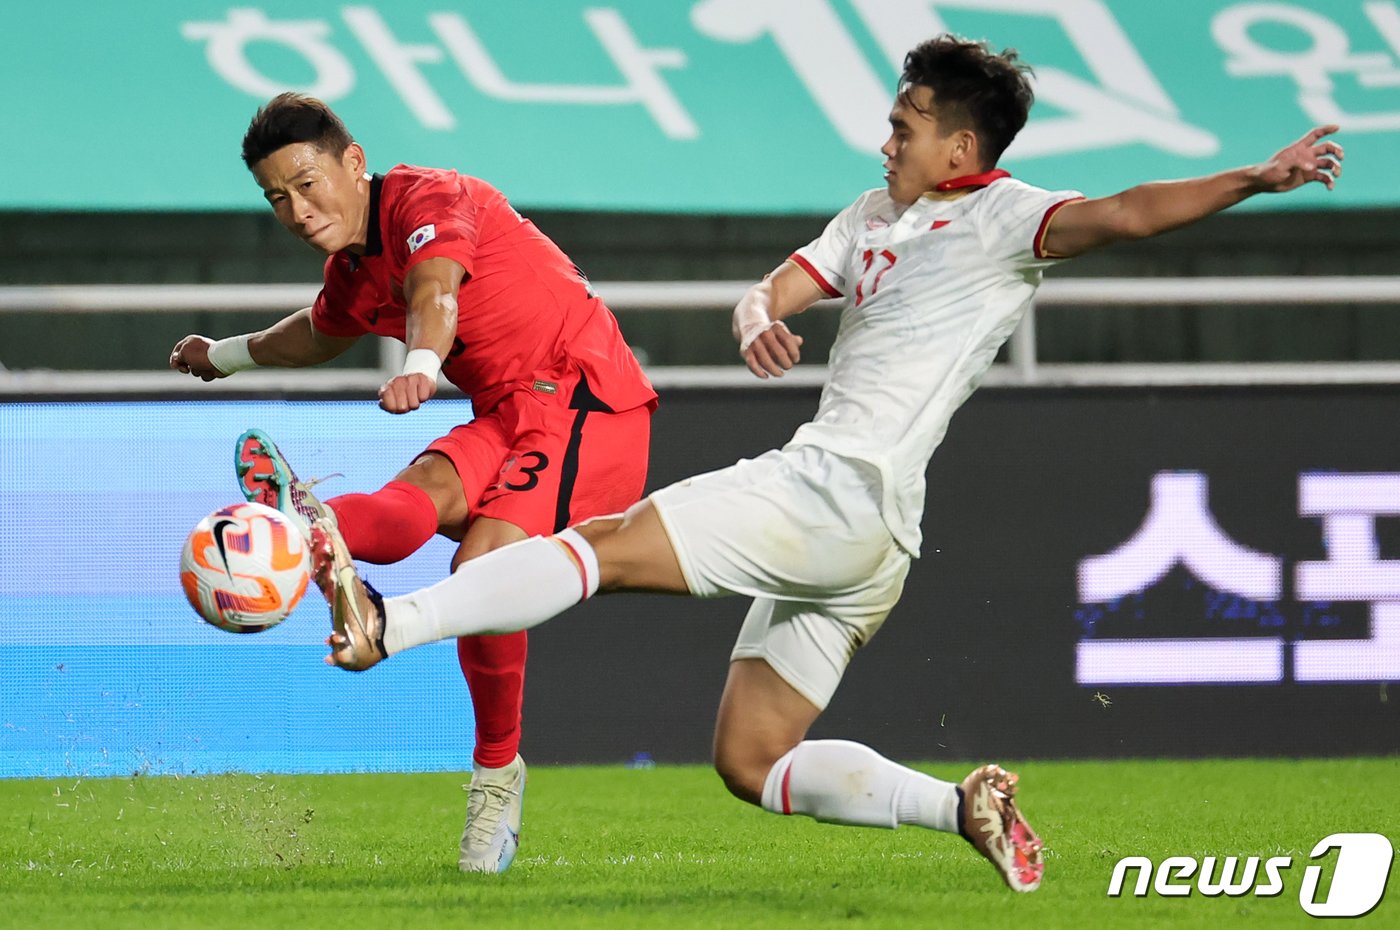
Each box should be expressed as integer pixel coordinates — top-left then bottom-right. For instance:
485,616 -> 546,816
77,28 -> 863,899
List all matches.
458,632 -> 528,768
326,480 -> 439,564
328,478 -> 528,767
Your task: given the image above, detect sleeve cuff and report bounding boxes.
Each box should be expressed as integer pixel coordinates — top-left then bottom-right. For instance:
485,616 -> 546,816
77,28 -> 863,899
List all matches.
404,241 -> 474,279
788,253 -> 843,298
1033,196 -> 1086,260
310,303 -> 366,339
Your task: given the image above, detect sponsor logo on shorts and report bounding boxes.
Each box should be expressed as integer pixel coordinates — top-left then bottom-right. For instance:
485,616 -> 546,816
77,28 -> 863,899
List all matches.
532,380 -> 558,395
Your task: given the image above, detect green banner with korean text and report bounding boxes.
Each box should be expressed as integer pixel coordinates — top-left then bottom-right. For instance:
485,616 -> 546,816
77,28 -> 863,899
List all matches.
3,1 -> 1397,213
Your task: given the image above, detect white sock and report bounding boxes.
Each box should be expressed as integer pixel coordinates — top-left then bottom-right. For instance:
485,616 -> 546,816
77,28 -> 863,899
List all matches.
381,529 -> 600,655
759,739 -> 961,833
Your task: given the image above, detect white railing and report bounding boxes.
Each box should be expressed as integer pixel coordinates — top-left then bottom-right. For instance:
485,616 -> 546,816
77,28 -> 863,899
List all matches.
2,277 -> 1399,393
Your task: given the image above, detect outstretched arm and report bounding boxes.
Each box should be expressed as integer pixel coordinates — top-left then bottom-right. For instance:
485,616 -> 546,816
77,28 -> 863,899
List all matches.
733,261 -> 826,379
170,307 -> 359,380
1042,125 -> 1344,259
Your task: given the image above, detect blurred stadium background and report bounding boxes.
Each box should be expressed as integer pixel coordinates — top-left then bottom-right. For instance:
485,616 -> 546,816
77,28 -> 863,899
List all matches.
2,0 -> 1398,781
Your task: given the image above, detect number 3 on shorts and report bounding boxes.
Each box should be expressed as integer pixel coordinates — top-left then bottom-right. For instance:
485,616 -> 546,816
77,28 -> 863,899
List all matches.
503,451 -> 550,491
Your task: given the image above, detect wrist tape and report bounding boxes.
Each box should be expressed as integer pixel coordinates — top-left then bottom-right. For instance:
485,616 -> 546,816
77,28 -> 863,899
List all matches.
207,335 -> 256,375
401,348 -> 443,381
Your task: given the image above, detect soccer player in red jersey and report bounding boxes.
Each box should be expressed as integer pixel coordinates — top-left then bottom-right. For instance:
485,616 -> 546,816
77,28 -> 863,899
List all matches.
169,94 -> 656,874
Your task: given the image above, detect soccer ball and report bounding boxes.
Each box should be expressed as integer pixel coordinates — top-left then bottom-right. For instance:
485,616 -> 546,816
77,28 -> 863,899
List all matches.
180,502 -> 311,633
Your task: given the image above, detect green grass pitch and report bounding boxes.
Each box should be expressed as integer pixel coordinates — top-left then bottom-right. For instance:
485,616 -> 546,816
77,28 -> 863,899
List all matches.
1,759 -> 1397,929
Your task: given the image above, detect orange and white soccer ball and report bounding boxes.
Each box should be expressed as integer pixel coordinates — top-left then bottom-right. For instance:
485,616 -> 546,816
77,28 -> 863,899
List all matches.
180,502 -> 311,633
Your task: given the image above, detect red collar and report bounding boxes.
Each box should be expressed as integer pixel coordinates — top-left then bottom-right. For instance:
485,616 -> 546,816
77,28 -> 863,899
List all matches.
933,169 -> 1011,192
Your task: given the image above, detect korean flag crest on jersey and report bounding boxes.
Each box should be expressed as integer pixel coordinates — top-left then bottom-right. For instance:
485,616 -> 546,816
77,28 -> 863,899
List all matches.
407,224 -> 436,254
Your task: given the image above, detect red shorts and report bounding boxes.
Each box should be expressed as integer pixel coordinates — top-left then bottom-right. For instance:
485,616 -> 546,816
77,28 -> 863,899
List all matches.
424,378 -> 652,535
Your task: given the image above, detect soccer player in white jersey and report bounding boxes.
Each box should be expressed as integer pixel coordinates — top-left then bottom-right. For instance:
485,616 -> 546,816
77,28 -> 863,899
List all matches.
306,35 -> 1342,891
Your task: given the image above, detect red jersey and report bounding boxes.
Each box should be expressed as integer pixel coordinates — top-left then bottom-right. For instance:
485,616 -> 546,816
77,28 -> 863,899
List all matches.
312,165 -> 656,415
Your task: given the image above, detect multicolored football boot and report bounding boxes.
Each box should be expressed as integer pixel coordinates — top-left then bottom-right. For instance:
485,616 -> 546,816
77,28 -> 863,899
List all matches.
310,517 -> 388,672
235,428 -> 337,540
960,763 -> 1045,892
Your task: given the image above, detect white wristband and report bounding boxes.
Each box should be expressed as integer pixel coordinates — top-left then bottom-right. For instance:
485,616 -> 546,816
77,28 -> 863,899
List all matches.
401,348 -> 443,381
207,334 -> 257,375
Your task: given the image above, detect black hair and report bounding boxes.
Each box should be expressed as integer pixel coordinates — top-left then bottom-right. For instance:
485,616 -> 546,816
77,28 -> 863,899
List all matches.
241,93 -> 354,169
899,35 -> 1034,166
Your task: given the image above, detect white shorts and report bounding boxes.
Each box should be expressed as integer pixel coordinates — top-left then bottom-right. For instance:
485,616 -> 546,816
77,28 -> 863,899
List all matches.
649,445 -> 911,709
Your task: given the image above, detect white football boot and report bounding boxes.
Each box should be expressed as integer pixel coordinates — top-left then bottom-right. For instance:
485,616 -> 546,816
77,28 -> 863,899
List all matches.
459,754 -> 526,873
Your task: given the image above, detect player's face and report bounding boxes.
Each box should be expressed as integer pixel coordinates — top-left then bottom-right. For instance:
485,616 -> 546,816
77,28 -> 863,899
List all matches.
880,85 -> 975,206
252,143 -> 370,254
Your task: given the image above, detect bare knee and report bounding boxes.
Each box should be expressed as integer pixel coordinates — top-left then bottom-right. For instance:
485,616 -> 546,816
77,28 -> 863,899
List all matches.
572,502 -> 688,594
571,515 -> 626,589
396,452 -> 467,533
451,516 -> 527,571
711,658 -> 820,806
712,732 -> 796,805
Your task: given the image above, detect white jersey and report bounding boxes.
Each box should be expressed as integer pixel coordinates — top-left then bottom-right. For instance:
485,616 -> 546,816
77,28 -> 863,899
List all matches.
785,172 -> 1083,556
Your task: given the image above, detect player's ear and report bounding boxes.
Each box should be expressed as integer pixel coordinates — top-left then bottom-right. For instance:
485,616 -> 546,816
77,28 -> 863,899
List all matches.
341,143 -> 367,177
952,129 -> 979,170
